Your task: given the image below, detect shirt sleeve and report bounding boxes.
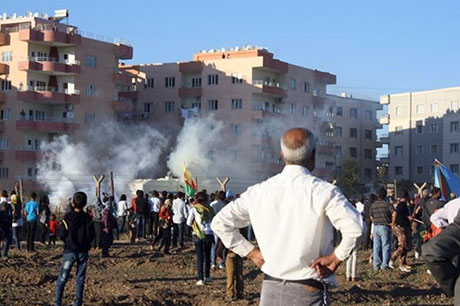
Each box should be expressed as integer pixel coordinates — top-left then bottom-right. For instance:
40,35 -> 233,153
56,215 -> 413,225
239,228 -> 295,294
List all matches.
324,187 -> 365,261
186,208 -> 195,227
210,194 -> 255,257
430,205 -> 449,228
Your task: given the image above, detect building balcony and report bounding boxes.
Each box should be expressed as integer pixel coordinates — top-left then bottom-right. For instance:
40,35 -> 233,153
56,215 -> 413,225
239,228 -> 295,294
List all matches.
16,117 -> 79,133
251,106 -> 286,118
253,80 -> 287,98
379,114 -> 390,125
179,61 -> 203,73
254,55 -> 288,74
379,134 -> 390,143
118,90 -> 138,100
15,149 -> 42,161
115,43 -> 133,60
17,87 -> 80,104
18,58 -> 80,75
19,28 -> 81,46
380,95 -> 390,105
0,63 -> 9,75
0,151 -> 3,162
113,72 -> 132,84
0,92 -> 5,103
317,143 -> 335,155
0,32 -> 8,46
179,87 -> 202,97
314,168 -> 335,178
113,99 -> 133,113
0,122 -> 4,133
314,70 -> 337,85
379,154 -> 389,163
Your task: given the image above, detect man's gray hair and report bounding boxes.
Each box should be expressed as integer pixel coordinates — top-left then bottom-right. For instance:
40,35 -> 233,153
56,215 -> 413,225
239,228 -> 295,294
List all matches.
280,128 -> 317,164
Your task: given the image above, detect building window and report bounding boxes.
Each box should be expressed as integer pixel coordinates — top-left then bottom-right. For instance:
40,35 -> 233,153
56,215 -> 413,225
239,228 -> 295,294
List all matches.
165,77 -> 175,88
395,166 -> 403,176
336,106 -> 343,117
164,101 -> 175,112
335,126 -> 342,137
416,120 -> 423,134
350,108 -> 357,119
231,73 -> 243,84
1,51 -> 12,62
416,166 -> 424,175
231,98 -> 242,109
144,78 -> 154,89
335,146 -> 342,157
191,77 -> 202,88
395,146 -> 403,156
0,167 -> 8,179
191,101 -> 201,110
144,102 -> 153,113
395,126 -> 403,135
364,130 -> 372,140
231,124 -> 241,135
290,104 -> 296,115
364,149 -> 372,159
349,147 -> 357,158
452,100 -> 459,110
416,105 -> 424,114
431,103 -> 438,113
86,84 -> 96,96
85,56 -> 97,68
303,106 -> 309,117
230,149 -> 241,161
450,121 -> 459,132
84,112 -> 95,123
430,145 -> 438,154
289,78 -> 296,90
451,164 -> 460,174
365,110 -> 372,121
395,106 -> 402,116
208,99 -> 218,110
364,168 -> 372,179
208,74 -> 219,85
0,138 -> 9,150
450,143 -> 459,153
325,162 -> 334,170
415,145 -> 424,155
349,128 -> 357,138
1,80 -> 11,91
303,81 -> 310,93
431,124 -> 439,133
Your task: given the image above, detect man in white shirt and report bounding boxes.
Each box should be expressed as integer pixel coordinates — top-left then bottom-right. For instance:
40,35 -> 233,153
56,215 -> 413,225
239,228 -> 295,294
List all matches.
172,192 -> 187,248
210,191 -> 227,269
150,191 -> 161,237
430,196 -> 460,228
211,128 -> 364,305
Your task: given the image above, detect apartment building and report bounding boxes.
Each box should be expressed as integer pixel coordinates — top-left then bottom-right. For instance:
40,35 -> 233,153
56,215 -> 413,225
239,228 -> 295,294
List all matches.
380,86 -> 460,183
121,47 -> 381,189
0,11 -> 133,192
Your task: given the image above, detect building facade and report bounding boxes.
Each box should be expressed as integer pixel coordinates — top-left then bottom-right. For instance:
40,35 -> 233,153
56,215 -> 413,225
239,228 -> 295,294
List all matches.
121,48 -> 381,189
0,12 -> 133,192
380,86 -> 460,183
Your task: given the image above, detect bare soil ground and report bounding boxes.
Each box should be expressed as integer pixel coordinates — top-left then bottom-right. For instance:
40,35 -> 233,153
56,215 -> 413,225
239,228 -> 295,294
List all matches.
0,237 -> 454,306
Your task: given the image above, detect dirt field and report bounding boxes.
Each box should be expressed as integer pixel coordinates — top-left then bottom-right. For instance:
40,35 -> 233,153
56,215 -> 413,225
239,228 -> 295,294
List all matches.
0,237 -> 454,306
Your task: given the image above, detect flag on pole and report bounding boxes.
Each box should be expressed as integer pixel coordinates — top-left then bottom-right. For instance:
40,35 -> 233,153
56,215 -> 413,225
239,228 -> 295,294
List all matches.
183,164 -> 198,197
434,159 -> 460,201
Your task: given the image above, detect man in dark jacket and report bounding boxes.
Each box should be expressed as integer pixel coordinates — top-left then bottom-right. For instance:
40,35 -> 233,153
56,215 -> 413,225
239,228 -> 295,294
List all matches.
135,190 -> 149,239
422,187 -> 445,231
54,192 -> 95,306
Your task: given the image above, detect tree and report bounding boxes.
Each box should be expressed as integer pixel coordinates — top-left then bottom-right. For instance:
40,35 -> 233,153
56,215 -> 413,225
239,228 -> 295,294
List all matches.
337,158 -> 363,198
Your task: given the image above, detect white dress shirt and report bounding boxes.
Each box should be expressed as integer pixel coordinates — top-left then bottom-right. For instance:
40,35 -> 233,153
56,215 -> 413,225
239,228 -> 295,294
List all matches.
150,197 -> 161,213
430,197 -> 460,228
211,165 -> 364,286
171,198 -> 187,224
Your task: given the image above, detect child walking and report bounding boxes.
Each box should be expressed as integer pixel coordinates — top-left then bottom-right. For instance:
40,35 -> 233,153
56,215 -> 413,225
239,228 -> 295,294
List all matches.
48,214 -> 58,247
54,192 -> 95,306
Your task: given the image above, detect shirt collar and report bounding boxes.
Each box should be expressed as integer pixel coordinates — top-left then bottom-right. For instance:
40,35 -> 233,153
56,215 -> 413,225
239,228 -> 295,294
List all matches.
281,164 -> 312,176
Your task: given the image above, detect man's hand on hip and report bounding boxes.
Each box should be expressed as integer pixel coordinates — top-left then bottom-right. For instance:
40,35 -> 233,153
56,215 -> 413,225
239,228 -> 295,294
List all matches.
310,252 -> 342,279
246,247 -> 265,268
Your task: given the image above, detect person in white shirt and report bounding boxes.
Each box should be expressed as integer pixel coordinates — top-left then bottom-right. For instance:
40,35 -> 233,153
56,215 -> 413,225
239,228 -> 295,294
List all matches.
171,192 -> 187,248
150,191 -> 161,237
210,191 -> 227,269
430,196 -> 460,228
211,128 -> 364,305
116,194 -> 130,237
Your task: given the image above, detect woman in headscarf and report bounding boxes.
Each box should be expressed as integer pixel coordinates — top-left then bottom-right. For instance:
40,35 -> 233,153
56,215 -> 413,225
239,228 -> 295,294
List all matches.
186,192 -> 215,285
151,193 -> 173,254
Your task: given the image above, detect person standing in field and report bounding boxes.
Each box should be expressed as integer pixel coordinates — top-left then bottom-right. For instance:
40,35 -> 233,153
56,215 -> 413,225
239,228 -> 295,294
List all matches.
25,192 -> 39,253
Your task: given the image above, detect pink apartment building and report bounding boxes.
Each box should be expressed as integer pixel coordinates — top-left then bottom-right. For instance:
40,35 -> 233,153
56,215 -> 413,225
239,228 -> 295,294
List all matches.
0,11 -> 133,193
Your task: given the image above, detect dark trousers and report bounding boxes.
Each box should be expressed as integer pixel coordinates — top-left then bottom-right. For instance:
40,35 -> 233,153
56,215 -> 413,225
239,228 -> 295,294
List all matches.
49,234 -> 56,247
150,212 -> 159,237
172,222 -> 185,248
0,223 -> 11,257
423,223 -> 460,302
93,221 -> 101,249
54,252 -> 88,306
26,221 -> 37,251
101,230 -> 113,256
363,220 -> 372,249
137,215 -> 146,238
194,234 -> 213,280
117,216 -> 126,235
159,226 -> 171,253
39,222 -> 48,243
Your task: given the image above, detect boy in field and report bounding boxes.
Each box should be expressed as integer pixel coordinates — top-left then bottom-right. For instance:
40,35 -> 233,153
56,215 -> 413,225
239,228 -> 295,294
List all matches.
54,192 -> 95,306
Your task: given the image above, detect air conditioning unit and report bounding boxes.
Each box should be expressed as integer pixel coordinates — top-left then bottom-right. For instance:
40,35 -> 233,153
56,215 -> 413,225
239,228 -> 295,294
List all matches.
65,104 -> 74,111
64,112 -> 74,119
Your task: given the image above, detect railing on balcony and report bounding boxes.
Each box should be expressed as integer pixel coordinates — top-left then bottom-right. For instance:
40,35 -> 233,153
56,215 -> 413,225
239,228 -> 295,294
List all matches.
17,115 -> 75,124
21,56 -> 80,66
251,105 -> 284,114
19,86 -> 80,95
252,80 -> 285,89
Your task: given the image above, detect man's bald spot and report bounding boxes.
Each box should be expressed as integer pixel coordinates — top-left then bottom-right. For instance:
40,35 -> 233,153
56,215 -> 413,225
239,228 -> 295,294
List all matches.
282,128 -> 310,150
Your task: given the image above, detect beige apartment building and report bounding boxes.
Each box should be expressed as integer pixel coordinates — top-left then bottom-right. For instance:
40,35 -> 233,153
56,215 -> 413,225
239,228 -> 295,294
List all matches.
121,48 -> 381,190
380,86 -> 460,183
0,11 -> 133,192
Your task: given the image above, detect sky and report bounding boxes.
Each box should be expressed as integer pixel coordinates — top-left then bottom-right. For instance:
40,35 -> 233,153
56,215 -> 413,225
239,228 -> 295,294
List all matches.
4,1 -> 460,101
